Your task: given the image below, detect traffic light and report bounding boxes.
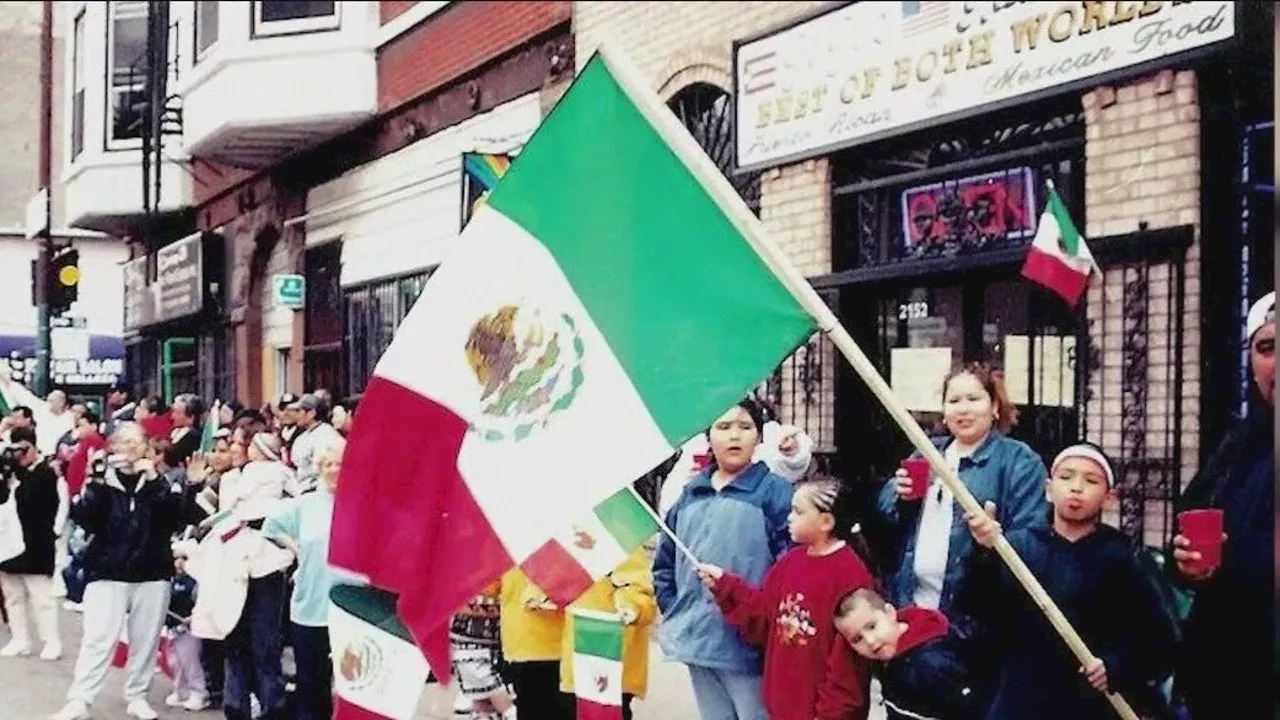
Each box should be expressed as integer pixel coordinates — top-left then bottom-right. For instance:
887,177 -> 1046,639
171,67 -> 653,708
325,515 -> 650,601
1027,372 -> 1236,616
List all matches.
48,247 -> 79,316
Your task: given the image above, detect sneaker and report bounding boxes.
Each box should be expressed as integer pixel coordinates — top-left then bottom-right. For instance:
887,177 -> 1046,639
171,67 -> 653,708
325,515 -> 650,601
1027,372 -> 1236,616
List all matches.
454,693 -> 474,715
62,601 -> 83,613
48,700 -> 90,720
181,694 -> 210,712
40,641 -> 62,661
0,639 -> 32,657
125,699 -> 159,720
164,693 -> 184,708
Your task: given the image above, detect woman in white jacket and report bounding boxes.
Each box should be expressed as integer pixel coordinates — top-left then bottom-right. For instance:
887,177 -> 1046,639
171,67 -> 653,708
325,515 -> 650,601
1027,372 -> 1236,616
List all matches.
189,433 -> 294,720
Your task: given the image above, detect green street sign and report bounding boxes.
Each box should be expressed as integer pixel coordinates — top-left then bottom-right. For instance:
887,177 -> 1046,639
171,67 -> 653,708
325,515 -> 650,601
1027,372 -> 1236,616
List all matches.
273,274 -> 306,310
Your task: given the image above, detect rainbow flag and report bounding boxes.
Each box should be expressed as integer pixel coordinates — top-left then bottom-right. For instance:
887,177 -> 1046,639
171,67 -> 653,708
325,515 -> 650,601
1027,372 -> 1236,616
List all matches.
461,152 -> 513,229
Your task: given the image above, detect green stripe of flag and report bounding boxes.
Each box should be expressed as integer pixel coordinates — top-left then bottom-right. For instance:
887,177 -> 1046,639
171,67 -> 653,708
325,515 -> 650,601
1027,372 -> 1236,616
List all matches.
486,54 -> 816,445
330,584 -> 413,644
574,612 -> 623,661
593,487 -> 659,552
1046,189 -> 1080,256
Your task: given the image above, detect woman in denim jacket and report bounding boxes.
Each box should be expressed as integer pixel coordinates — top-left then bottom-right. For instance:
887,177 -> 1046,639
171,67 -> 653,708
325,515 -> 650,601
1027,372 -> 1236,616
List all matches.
876,364 -> 1048,617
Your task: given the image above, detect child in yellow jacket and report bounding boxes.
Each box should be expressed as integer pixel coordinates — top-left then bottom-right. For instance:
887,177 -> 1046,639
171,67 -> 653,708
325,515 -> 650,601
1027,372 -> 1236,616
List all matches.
560,546 -> 658,720
499,568 -> 575,720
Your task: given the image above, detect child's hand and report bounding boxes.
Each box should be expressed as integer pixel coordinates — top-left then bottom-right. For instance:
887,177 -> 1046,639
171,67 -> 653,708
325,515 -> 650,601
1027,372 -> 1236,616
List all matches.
696,563 -> 724,588
1081,658 -> 1108,693
964,501 -> 1001,548
1172,533 -> 1226,581
525,596 -> 558,611
617,604 -> 638,625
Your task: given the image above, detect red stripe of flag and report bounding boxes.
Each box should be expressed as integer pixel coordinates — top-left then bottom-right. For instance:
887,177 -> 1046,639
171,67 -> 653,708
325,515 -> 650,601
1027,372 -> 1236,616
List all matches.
578,697 -> 624,720
333,695 -> 393,720
329,377 -> 517,684
519,540 -> 595,606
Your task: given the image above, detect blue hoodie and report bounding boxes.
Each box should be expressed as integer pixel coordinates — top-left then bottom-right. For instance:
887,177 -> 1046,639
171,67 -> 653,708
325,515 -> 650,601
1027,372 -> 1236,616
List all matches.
654,461 -> 793,673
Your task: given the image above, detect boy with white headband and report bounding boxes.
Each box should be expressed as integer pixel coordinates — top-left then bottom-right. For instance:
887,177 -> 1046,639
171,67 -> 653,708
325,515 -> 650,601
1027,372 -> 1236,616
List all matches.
963,442 -> 1177,720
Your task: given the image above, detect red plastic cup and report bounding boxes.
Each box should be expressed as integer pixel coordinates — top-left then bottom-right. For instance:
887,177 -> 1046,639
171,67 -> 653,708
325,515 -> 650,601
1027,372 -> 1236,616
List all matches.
1178,509 -> 1225,572
900,458 -> 931,500
693,453 -> 713,471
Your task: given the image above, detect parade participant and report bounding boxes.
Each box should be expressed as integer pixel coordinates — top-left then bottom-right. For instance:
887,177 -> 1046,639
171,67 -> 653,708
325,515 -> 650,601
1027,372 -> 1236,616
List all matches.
1173,291 -> 1275,719
0,427 -> 63,660
51,423 -> 188,720
653,397 -> 793,720
560,544 -> 658,720
964,443 -> 1176,719
697,473 -> 874,720
499,568 -> 575,719
449,584 -> 512,720
833,587 -> 982,720
876,363 -> 1048,615
263,438 -> 348,720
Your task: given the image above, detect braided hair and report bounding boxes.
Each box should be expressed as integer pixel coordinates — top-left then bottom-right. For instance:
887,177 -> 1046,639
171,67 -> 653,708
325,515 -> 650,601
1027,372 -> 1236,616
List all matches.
795,473 -> 878,567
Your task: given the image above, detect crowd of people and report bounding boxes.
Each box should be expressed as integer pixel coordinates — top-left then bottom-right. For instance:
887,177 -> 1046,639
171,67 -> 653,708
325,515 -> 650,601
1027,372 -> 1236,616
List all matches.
0,290 -> 1271,720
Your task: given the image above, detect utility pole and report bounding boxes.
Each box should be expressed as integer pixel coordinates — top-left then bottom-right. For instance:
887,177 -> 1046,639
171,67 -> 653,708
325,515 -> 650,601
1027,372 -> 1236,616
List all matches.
33,0 -> 54,396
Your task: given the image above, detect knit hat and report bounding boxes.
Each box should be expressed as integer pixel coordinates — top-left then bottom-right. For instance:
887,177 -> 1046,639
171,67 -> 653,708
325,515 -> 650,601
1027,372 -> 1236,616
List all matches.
1246,291 -> 1275,342
251,433 -> 281,462
1051,442 -> 1116,487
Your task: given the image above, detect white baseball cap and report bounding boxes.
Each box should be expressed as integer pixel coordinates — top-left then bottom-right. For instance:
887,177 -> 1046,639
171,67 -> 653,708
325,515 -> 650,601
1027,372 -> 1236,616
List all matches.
1246,291 -> 1275,342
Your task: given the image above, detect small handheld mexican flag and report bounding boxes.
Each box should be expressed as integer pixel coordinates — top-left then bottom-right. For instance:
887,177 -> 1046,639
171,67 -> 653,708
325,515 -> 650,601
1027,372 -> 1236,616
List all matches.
570,608 -> 625,720
522,485 -> 661,605
330,584 -> 430,720
1021,185 -> 1096,307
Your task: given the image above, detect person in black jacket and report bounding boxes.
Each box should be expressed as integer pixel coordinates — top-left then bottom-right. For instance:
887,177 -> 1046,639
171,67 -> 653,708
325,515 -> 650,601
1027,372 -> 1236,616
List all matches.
50,422 -> 189,720
833,587 -> 982,719
1172,291 -> 1275,720
964,443 -> 1177,720
0,426 -> 63,661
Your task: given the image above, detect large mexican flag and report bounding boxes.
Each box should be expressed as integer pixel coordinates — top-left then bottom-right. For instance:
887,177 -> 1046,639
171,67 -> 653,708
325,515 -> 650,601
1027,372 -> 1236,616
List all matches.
328,48 -> 817,679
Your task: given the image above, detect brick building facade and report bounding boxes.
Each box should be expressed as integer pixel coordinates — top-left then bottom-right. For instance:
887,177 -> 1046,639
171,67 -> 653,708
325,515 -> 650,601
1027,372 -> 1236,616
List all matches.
577,1 -> 1274,547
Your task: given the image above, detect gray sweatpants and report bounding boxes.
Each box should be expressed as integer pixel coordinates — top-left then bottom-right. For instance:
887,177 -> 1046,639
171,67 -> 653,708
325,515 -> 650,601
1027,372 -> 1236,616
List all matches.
66,580 -> 171,705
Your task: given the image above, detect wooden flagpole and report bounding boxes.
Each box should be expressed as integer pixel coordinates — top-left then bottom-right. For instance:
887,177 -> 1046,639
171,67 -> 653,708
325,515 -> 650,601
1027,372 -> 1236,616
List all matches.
594,40 -> 1140,720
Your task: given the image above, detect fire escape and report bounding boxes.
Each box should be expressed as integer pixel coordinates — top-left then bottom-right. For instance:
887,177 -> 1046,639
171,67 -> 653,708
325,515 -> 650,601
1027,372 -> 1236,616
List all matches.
137,0 -> 184,224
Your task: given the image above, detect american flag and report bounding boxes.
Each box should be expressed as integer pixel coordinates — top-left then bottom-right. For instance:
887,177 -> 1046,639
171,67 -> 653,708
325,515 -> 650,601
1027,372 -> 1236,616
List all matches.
901,0 -> 951,38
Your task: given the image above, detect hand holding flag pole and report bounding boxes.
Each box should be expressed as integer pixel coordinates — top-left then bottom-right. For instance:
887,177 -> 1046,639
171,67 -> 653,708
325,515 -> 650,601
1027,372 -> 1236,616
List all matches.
592,39 -> 1140,720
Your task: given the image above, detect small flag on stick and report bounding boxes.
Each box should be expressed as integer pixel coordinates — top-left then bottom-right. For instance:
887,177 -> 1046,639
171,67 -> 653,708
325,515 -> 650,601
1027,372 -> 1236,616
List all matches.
570,608 -> 625,720
1021,183 -> 1097,307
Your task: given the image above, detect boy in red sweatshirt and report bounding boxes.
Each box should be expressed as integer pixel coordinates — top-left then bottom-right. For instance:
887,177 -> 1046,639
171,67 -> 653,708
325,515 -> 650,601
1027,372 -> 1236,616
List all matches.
833,587 -> 981,719
698,474 -> 874,720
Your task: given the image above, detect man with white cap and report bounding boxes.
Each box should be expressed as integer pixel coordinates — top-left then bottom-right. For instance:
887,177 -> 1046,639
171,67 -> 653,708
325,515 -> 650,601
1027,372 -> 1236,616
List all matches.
1172,291 -> 1274,719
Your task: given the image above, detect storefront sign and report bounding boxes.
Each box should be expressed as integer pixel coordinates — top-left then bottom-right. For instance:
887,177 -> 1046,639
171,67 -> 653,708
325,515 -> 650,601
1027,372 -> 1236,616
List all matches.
734,1 -> 1235,169
50,357 -> 124,387
122,256 -> 152,331
154,233 -> 203,323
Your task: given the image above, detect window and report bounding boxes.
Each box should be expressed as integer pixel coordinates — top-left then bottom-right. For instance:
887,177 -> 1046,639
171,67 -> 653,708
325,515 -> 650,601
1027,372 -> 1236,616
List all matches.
668,83 -> 761,216
106,0 -> 148,148
194,0 -> 219,60
70,11 -> 85,160
343,270 -> 432,396
275,347 -> 291,398
252,0 -> 340,38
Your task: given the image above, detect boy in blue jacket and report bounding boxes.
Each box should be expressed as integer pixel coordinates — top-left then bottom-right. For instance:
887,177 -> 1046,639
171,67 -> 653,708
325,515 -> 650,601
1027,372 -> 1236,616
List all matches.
964,443 -> 1177,720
